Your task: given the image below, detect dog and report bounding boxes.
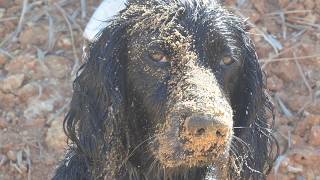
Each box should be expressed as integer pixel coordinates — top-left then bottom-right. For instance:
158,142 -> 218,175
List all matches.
53,0 -> 278,179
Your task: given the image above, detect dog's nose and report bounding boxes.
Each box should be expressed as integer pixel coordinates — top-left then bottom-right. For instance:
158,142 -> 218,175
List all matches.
184,115 -> 229,138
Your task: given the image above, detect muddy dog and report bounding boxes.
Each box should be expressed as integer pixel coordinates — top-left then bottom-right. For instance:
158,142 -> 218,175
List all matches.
53,0 -> 278,179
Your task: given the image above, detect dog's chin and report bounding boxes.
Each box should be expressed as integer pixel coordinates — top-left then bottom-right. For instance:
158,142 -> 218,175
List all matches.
155,142 -> 231,169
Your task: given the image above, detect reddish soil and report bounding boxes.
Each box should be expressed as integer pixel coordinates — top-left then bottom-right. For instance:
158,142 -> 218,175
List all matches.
0,0 -> 319,179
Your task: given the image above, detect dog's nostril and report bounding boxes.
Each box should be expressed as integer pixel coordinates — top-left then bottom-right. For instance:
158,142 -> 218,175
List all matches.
196,128 -> 206,135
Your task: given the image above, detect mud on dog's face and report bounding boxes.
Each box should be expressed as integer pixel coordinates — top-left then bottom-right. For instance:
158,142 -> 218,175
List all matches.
126,9 -> 245,168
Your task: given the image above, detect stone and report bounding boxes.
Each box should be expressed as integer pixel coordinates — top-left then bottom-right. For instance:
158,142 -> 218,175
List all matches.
278,0 -> 289,7
303,0 -> 316,10
6,150 -> 16,161
0,74 -> 25,93
267,75 -> 284,91
0,0 -> 11,8
269,61 -> 300,83
0,91 -> 17,110
24,118 -> 46,128
17,83 -> 39,103
44,55 -> 71,79
0,117 -> 8,129
5,54 -> 46,80
45,116 -> 67,152
19,26 -> 48,47
251,0 -> 267,14
0,53 -> 7,67
309,125 -> 320,146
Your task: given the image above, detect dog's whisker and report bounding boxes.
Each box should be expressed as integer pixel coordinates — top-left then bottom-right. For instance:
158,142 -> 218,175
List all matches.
120,135 -> 159,169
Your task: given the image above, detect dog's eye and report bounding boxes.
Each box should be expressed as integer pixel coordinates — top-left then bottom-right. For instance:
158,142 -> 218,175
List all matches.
220,56 -> 235,65
149,51 -> 168,63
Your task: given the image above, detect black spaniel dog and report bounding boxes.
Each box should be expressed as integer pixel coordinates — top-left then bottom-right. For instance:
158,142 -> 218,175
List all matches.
53,0 -> 278,179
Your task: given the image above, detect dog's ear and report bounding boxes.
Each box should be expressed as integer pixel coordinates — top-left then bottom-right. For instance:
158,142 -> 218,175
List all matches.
231,27 -> 278,179
63,22 -> 128,177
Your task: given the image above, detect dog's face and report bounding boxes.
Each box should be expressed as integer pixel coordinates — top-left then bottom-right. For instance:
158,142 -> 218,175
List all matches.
125,3 -> 246,169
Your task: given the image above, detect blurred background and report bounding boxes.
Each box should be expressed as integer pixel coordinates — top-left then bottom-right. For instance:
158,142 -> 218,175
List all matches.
0,0 -> 319,179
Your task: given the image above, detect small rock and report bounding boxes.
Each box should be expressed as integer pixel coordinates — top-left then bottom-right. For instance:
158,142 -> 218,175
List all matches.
303,0 -> 315,10
269,61 -> 300,82
23,98 -> 55,120
6,150 -> 16,161
278,0 -> 289,7
45,156 -> 56,165
18,162 -> 28,173
0,154 -> 7,167
24,118 -> 46,128
267,75 -> 284,91
0,74 -> 25,93
44,55 -> 71,79
19,26 -> 48,47
305,13 -> 317,25
5,54 -> 35,73
57,36 -> 72,49
0,90 -> 17,110
0,0 -> 11,8
309,125 -> 320,146
251,0 -> 267,14
0,8 -> 4,18
17,83 -> 39,103
287,164 -> 303,173
45,116 -> 67,151
316,1 -> 320,14
0,53 -> 7,67
0,117 -> 8,129
5,54 -> 47,80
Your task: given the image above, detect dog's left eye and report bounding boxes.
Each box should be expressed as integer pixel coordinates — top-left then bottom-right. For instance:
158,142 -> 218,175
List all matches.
220,56 -> 235,66
149,51 -> 168,63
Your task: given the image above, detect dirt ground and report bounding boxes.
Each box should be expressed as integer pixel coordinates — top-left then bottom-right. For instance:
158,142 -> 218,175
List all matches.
0,0 -> 319,179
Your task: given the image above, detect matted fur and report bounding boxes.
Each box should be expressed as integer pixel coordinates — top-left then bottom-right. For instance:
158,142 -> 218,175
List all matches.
53,0 -> 278,179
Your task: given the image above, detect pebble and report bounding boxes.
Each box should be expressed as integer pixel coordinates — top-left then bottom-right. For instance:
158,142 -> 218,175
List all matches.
6,150 -> 16,161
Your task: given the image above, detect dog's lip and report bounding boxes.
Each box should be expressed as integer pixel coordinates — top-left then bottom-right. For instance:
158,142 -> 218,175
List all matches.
157,143 -> 228,168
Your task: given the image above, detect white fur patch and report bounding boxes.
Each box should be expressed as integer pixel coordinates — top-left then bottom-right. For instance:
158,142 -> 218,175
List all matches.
83,0 -> 127,41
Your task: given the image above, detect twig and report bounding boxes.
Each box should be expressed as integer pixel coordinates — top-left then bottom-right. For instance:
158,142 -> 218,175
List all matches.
266,10 -> 312,16
12,163 -> 23,174
0,48 -> 14,59
261,43 -> 302,69
15,0 -> 29,35
0,17 -> 18,22
279,11 -> 287,39
81,0 -> 87,19
45,9 -> 56,51
287,17 -> 320,29
25,147 -> 32,180
293,52 -> 313,96
275,94 -> 293,117
54,3 -> 80,76
260,54 -> 320,63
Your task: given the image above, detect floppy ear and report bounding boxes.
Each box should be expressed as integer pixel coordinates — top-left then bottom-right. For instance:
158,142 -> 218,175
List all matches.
53,22 -> 129,179
230,28 -> 278,179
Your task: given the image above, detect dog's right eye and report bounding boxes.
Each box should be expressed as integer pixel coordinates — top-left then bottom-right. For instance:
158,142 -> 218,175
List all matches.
220,56 -> 235,66
149,51 -> 169,63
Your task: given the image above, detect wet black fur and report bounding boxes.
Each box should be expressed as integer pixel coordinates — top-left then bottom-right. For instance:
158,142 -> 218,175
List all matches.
53,0 -> 278,179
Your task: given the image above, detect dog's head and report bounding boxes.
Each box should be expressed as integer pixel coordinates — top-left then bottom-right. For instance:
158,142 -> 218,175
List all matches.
66,0 -> 277,178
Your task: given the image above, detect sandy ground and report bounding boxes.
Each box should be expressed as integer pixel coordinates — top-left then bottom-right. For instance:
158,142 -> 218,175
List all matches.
0,0 -> 319,179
